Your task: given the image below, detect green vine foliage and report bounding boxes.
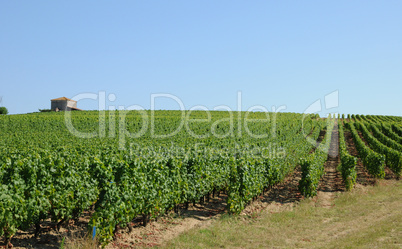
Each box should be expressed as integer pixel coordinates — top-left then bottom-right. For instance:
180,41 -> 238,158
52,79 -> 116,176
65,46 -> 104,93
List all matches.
338,122 -> 357,191
3,111 -> 401,246
298,118 -> 335,197
346,122 -> 385,178
0,111 -> 327,245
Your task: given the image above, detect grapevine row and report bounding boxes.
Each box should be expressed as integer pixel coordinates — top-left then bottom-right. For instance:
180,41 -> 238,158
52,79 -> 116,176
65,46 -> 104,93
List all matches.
298,117 -> 334,197
345,122 -> 385,178
356,122 -> 402,177
380,124 -> 402,145
338,122 -> 357,190
391,124 -> 402,137
368,123 -> 402,152
0,112 -> 323,246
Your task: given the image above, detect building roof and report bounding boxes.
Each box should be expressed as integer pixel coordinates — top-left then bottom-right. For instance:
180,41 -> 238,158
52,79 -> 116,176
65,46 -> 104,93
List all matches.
51,97 -> 76,102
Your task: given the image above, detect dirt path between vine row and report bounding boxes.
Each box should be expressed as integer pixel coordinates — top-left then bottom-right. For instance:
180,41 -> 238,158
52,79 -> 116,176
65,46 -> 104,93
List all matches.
316,122 -> 344,208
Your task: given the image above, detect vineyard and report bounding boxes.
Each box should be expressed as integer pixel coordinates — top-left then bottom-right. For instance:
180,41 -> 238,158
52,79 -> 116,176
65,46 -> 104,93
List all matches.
0,111 -> 401,248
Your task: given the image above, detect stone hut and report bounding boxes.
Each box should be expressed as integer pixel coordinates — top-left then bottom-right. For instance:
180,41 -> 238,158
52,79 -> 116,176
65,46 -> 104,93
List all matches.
51,97 -> 82,111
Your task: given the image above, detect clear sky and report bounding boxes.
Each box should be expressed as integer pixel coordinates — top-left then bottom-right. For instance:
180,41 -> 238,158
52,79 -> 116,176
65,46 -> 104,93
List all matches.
1,1 -> 401,116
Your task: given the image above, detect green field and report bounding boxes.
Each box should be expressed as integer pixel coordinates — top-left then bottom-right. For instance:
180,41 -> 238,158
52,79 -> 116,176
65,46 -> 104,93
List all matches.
0,111 -> 401,247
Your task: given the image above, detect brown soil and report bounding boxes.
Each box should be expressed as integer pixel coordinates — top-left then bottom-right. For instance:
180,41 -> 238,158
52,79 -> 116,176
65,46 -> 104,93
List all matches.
105,193 -> 228,248
242,164 -> 304,216
1,214 -> 92,249
316,122 -> 344,208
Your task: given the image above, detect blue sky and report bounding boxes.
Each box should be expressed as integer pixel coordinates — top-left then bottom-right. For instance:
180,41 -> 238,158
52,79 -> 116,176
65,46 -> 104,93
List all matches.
1,1 -> 401,116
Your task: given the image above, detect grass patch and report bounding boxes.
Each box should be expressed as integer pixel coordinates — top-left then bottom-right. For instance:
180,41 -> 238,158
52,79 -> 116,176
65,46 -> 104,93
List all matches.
163,180 -> 402,248
60,233 -> 98,249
